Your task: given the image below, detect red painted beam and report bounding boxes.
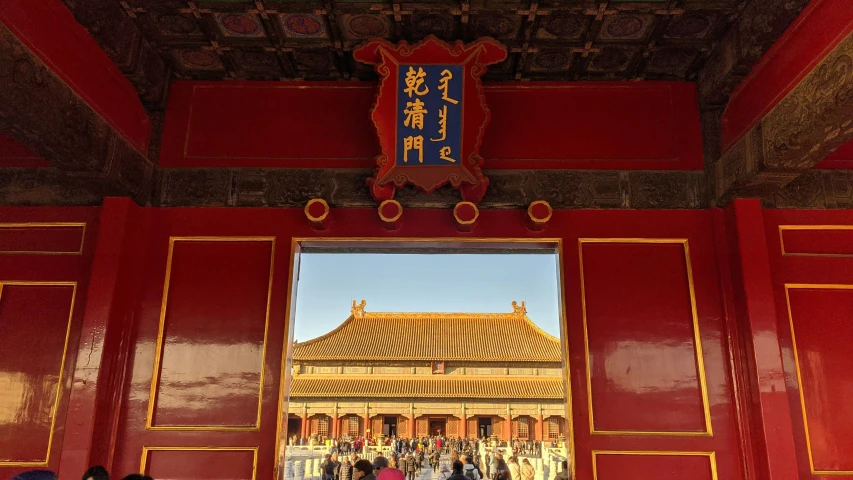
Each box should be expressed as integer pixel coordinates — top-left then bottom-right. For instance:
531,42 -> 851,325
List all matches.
721,0 -> 853,152
0,131 -> 48,168
0,0 -> 150,154
817,139 -> 853,169
160,81 -> 703,170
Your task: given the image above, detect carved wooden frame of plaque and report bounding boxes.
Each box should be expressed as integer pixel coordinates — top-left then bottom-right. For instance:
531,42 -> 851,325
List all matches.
353,35 -> 507,205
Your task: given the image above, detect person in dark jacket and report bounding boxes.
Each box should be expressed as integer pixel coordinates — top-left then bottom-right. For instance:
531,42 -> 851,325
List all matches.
339,457 -> 354,480
405,453 -> 418,480
321,454 -> 336,480
447,461 -> 468,480
399,454 -> 409,474
554,460 -> 570,480
493,458 -> 510,480
354,460 -> 376,480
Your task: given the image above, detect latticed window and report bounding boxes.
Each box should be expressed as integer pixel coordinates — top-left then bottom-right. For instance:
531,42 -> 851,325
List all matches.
517,417 -> 529,439
547,417 -> 560,440
318,416 -> 329,437
348,416 -> 359,436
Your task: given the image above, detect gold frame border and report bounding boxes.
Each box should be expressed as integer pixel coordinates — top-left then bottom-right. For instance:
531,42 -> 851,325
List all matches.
0,281 -> 77,466
140,446 -> 259,479
591,450 -> 718,480
578,238 -> 713,437
0,222 -> 86,255
784,283 -> 853,475
273,237 -> 574,480
146,236 -> 276,431
778,225 -> 853,257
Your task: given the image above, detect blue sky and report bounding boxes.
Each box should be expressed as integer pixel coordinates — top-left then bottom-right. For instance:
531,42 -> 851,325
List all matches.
293,253 -> 562,341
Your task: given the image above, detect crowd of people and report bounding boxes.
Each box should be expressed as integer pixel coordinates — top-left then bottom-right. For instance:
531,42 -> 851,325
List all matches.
10,465 -> 154,480
292,435 -> 552,458
315,435 -> 572,480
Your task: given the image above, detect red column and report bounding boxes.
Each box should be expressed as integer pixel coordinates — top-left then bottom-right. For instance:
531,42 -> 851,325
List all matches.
301,412 -> 308,439
460,414 -> 467,438
503,417 -> 511,441
333,412 -> 339,438
409,414 -> 415,438
718,199 -> 799,480
536,414 -> 543,441
364,414 -> 370,437
57,197 -> 141,479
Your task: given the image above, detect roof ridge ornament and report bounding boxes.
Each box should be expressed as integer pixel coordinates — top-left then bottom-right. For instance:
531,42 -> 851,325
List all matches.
511,300 -> 527,316
351,299 -> 367,318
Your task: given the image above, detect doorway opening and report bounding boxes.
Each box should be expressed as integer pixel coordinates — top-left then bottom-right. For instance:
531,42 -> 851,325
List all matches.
429,418 -> 447,437
384,416 -> 398,437
478,417 -> 493,438
287,417 -> 302,442
277,238 -> 572,480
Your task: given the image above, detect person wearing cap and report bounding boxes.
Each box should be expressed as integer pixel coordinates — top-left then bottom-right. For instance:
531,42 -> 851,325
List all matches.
373,456 -> 390,474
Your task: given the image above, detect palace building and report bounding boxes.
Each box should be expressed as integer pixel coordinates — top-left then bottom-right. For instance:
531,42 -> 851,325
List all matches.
286,300 -> 567,442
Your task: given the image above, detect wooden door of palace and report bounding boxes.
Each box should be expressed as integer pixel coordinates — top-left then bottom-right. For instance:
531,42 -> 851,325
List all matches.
106,207 -> 744,480
561,211 -> 743,480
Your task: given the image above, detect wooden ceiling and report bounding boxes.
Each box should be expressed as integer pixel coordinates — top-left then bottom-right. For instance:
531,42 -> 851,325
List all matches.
63,0 -> 749,95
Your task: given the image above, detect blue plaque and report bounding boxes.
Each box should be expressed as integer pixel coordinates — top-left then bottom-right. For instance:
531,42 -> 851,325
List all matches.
395,64 -> 463,166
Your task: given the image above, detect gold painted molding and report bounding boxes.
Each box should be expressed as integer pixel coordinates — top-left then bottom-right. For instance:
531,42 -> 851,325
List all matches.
146,236 -> 276,432
578,238 -> 713,437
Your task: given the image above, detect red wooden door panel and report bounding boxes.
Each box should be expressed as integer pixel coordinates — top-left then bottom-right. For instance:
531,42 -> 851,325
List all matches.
105,208 -> 744,480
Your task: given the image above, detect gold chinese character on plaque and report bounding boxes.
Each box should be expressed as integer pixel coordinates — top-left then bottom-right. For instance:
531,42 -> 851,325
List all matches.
403,66 -> 429,97
403,135 -> 424,163
403,99 -> 428,130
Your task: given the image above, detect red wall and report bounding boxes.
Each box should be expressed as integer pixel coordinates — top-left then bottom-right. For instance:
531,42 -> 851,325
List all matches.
4,200 -> 852,480
72,204 -> 736,480
764,210 -> 853,477
160,81 -> 703,170
0,207 -> 99,479
816,139 -> 853,169
0,132 -> 49,168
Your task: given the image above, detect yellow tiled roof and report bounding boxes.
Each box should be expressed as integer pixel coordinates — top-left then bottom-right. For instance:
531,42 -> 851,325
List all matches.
289,376 -> 565,399
292,302 -> 562,362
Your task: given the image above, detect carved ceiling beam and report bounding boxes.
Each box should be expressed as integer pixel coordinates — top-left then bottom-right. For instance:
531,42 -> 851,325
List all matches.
0,24 -> 154,204
60,0 -> 171,110
155,168 -> 708,210
0,168 -> 105,205
715,32 -> 853,204
697,0 -> 808,110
